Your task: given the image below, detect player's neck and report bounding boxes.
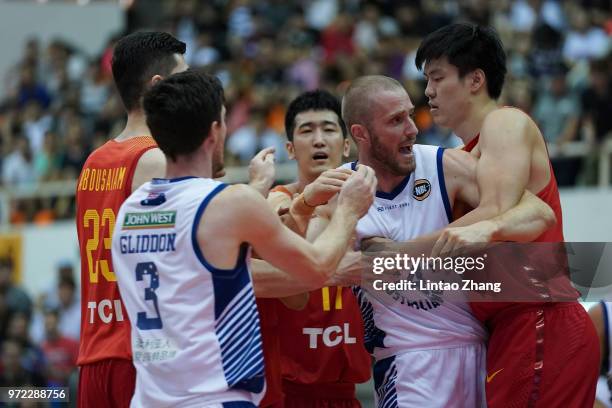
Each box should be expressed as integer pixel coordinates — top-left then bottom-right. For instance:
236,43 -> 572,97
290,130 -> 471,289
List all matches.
358,155 -> 406,194
375,171 -> 407,194
165,153 -> 214,180
115,110 -> 151,141
453,99 -> 498,145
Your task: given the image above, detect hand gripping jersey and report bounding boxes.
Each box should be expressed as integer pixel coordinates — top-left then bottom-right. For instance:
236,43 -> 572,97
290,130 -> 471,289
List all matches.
112,177 -> 265,407
76,136 -> 157,365
342,145 -> 486,360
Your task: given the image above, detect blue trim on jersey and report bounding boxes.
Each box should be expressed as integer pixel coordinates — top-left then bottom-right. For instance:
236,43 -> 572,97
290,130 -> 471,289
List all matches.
376,175 -> 411,200
436,148 -> 452,222
352,286 -> 387,354
602,301 -> 610,374
215,283 -> 265,393
190,182 -> 264,394
151,176 -> 198,184
191,182 -> 230,274
222,402 -> 257,408
373,356 -> 398,408
351,161 -> 358,171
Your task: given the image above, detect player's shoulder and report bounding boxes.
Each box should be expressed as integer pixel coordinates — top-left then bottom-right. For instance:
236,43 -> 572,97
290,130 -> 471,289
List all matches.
481,106 -> 538,145
81,140 -> 114,166
213,183 -> 267,208
481,106 -> 535,137
134,147 -> 165,175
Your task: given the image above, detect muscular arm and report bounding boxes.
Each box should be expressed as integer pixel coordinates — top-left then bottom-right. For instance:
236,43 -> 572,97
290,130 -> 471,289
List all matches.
131,148 -> 166,192
452,110 -> 534,223
442,147 -> 555,242
362,142 -> 555,253
253,194 -> 357,298
262,189 -> 309,308
201,174 -> 372,289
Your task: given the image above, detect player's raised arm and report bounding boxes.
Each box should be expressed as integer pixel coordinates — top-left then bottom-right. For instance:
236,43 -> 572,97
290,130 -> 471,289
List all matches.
199,166 -> 375,287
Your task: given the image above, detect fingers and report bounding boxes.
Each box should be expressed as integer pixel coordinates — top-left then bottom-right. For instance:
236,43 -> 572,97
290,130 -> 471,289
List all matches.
252,147 -> 276,162
318,177 -> 346,188
255,146 -> 276,158
431,232 -> 446,258
320,169 -> 352,182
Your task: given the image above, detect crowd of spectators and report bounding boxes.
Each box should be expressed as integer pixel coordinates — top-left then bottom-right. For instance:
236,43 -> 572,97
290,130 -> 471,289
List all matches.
0,0 -> 611,223
0,257 -> 79,405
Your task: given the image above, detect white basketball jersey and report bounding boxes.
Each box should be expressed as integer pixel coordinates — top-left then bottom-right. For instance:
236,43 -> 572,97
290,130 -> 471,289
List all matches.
112,177 -> 264,407
342,145 -> 486,360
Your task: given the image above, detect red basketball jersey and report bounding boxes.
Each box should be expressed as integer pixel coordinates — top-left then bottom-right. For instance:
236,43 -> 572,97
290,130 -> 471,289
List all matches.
463,132 -> 577,324
76,136 -> 157,365
278,286 -> 371,389
258,298 -> 284,407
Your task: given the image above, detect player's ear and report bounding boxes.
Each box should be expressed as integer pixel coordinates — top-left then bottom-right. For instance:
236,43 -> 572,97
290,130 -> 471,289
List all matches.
205,121 -> 221,150
350,124 -> 368,146
469,69 -> 486,94
286,141 -> 295,160
150,74 -> 164,86
342,137 -> 351,158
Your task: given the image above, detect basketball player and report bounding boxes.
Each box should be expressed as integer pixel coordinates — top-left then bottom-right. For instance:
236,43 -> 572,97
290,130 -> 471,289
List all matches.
75,31 -> 187,407
75,31 -> 275,407
589,303 -> 611,408
111,70 -> 376,407
415,23 -> 599,407
267,90 -> 371,407
339,75 -> 556,407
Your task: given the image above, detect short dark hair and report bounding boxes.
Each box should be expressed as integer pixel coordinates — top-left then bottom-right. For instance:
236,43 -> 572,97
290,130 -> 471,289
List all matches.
143,70 -> 225,161
285,90 -> 347,141
112,31 -> 186,112
415,23 -> 507,99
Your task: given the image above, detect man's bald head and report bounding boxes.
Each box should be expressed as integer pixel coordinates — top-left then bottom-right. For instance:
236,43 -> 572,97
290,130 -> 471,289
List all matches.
341,75 -> 404,135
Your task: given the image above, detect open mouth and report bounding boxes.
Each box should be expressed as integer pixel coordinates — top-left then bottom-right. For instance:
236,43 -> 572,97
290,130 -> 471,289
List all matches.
429,102 -> 439,111
312,152 -> 329,160
399,145 -> 413,155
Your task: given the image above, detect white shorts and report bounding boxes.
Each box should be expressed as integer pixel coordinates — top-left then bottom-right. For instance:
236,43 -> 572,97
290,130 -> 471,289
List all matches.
373,343 -> 486,408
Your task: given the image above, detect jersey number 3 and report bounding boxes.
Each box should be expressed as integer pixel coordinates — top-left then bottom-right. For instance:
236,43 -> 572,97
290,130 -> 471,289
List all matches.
135,262 -> 163,330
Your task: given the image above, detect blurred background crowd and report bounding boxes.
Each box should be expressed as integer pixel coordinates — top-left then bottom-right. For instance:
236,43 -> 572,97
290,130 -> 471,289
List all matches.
0,0 -> 610,400
1,0 -> 611,225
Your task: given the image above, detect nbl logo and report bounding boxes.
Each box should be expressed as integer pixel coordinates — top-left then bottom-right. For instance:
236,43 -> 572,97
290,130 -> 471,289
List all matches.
413,179 -> 431,201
